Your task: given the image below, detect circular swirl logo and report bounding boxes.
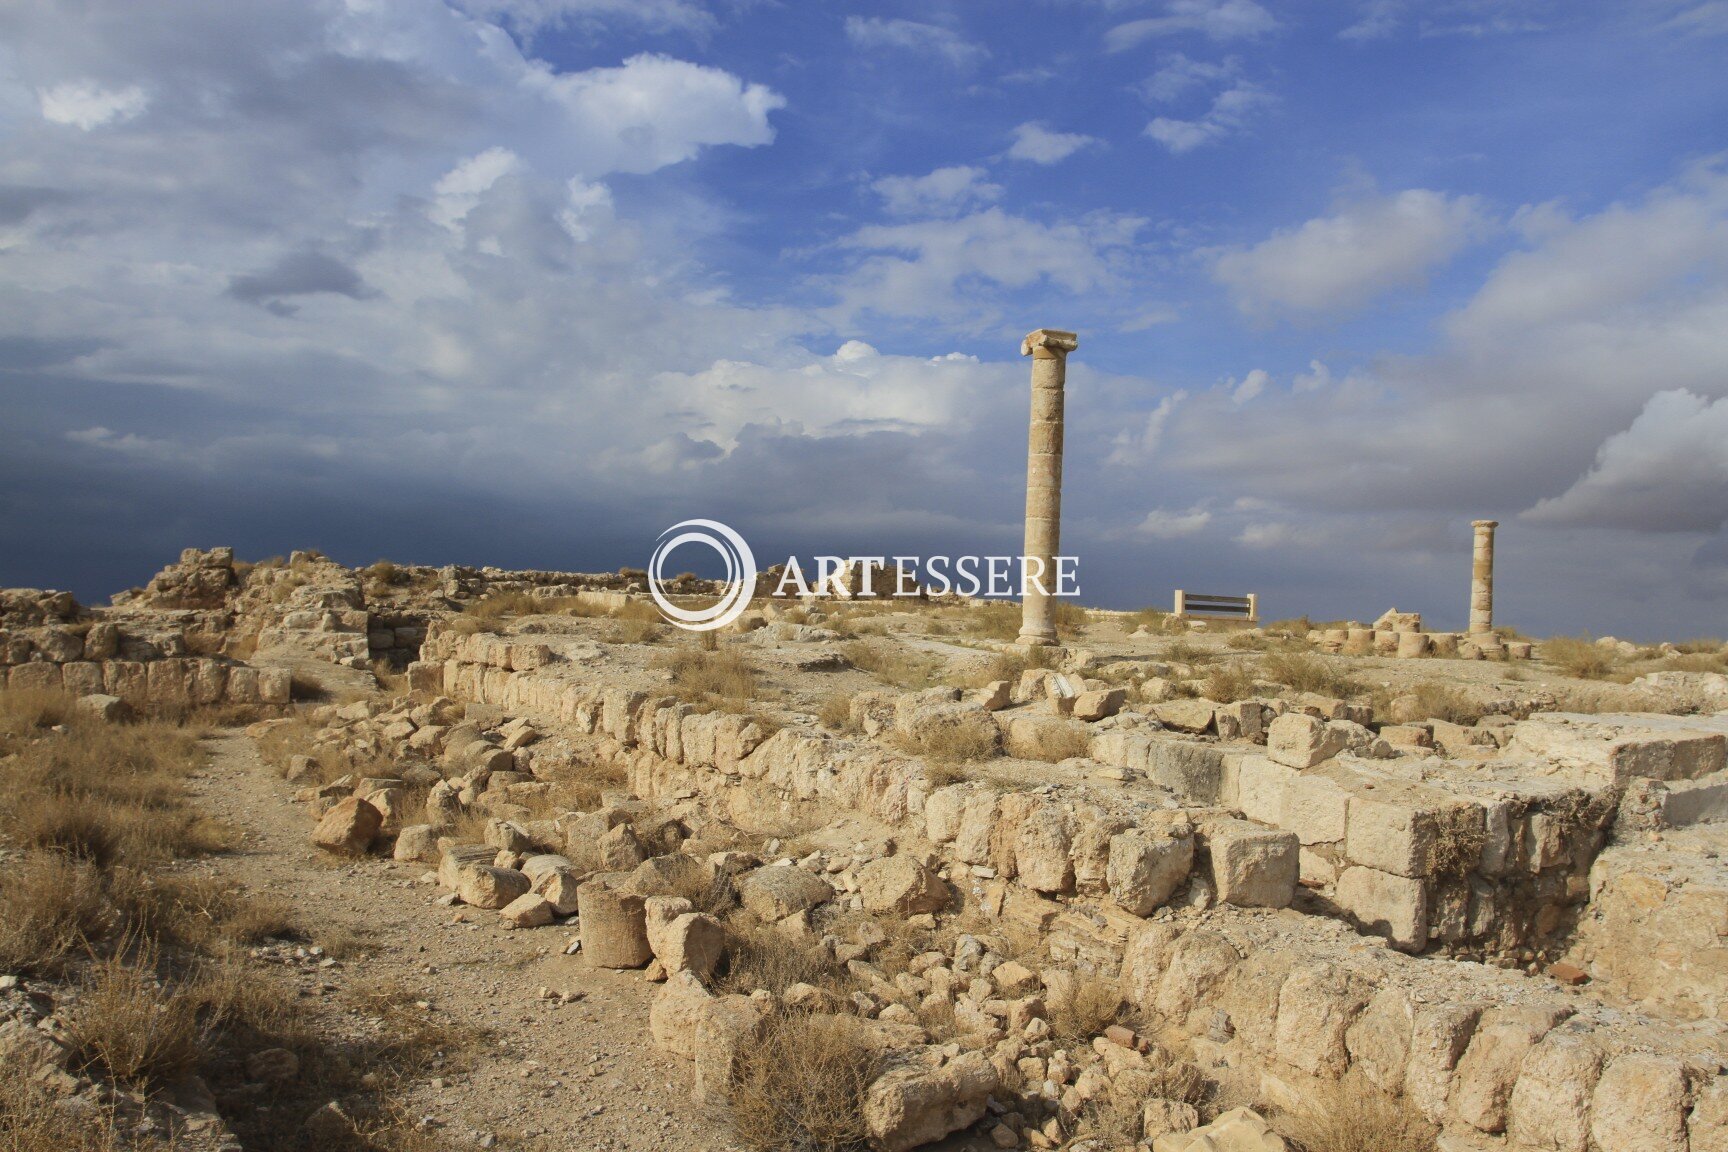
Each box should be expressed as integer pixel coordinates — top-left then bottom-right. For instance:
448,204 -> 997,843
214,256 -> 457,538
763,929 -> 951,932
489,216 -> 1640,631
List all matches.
647,519 -> 758,632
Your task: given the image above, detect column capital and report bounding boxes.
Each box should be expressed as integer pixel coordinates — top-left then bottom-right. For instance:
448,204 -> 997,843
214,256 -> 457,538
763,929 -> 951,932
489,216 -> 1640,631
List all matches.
1021,329 -> 1079,358
1471,519 -> 1499,529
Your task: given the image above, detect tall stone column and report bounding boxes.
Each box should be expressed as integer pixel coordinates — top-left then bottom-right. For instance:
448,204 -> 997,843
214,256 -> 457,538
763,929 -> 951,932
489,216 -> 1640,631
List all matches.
1018,328 -> 1078,646
1469,519 -> 1498,635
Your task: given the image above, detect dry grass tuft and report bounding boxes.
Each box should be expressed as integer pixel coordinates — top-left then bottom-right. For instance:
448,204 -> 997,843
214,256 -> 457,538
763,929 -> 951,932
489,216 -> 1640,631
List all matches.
1541,635 -> 1615,680
0,687 -> 76,734
1405,682 -> 1484,726
891,721 -> 998,764
65,949 -> 206,1089
715,926 -> 847,997
0,1075 -> 151,1152
1203,662 -> 1258,703
816,693 -> 855,732
1275,1076 -> 1437,1152
1046,972 -> 1125,1048
728,1011 -> 882,1152
839,640 -> 942,689
0,853 -> 110,976
658,647 -> 761,703
1260,651 -> 1362,699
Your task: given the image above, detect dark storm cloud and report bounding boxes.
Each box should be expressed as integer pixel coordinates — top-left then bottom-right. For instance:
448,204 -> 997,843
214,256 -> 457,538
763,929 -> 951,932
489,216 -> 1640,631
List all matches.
227,251 -> 377,313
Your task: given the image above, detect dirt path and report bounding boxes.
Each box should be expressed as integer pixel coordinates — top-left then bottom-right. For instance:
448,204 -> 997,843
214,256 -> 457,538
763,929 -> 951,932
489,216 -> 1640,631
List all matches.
188,730 -> 738,1152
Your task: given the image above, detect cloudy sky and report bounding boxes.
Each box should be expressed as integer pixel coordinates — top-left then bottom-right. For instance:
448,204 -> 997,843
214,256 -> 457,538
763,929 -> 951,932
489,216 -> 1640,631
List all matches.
2,0 -> 1726,638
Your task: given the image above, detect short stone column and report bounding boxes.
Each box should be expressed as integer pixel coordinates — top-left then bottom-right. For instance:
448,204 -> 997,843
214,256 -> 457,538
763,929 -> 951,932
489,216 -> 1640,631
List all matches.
1018,328 -> 1078,646
1469,519 -> 1498,634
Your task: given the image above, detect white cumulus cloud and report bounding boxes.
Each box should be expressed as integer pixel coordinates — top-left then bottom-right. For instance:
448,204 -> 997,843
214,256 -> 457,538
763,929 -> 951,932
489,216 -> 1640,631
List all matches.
872,166 -> 1002,217
1006,122 -> 1100,165
1214,189 -> 1493,318
38,81 -> 147,129
1135,506 -> 1212,538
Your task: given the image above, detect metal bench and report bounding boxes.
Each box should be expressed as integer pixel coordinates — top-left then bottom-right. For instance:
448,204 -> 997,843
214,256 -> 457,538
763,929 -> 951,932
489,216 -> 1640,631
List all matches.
1173,590 -> 1258,623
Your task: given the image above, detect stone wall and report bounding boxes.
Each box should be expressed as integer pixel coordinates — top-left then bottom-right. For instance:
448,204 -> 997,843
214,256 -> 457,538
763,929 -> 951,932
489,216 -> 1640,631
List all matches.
410,622 -> 1728,1152
1,655 -> 290,708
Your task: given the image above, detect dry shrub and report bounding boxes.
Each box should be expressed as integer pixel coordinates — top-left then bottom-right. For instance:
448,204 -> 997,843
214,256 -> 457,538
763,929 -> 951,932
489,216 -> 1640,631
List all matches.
923,761 -> 971,788
65,950 -> 206,1089
1226,630 -> 1269,650
816,693 -> 855,732
839,640 -> 942,689
1261,651 -> 1361,699
0,853 -> 109,975
953,601 -> 1021,641
1275,1077 -> 1436,1152
1046,973 -> 1125,1048
1406,682 -> 1484,726
1128,606 -> 1169,631
1203,663 -> 1257,703
728,1012 -> 882,1152
0,687 -> 75,734
1018,724 -> 1092,764
0,1075 -> 147,1152
631,854 -> 737,917
603,617 -> 664,645
716,926 -> 846,997
891,720 -> 998,764
465,590 -> 543,620
658,647 -> 760,702
1541,635 -> 1615,680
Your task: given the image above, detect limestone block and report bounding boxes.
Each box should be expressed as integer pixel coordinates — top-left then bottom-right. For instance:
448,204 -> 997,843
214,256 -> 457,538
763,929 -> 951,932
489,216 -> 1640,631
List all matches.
1153,929 -> 1239,1023
649,970 -> 712,1058
257,667 -> 291,704
577,881 -> 651,968
1507,1031 -> 1604,1152
1148,740 -> 1228,803
1234,755 -> 1297,825
1346,986 -> 1414,1095
1336,865 -> 1429,951
954,793 -> 999,864
1405,1002 -> 1482,1125
1346,793 -> 1483,879
1204,818 -> 1297,908
1690,1077 -> 1728,1152
1072,688 -> 1126,722
1274,964 -> 1371,1077
1006,797 -> 1074,893
437,844 -> 493,890
1152,698 -> 1218,735
598,823 -> 650,871
7,662 -> 62,694
393,824 -> 438,863
1266,713 -> 1347,769
1450,1006 -> 1568,1133
1281,769 -> 1351,845
499,892 -> 554,928
859,855 -> 949,915
1590,1053 -> 1692,1152
863,1049 -> 998,1152
311,797 -> 381,856
924,785 -> 970,843
692,995 -> 768,1103
74,693 -> 128,723
456,864 -> 530,910
659,913 -> 728,980
736,865 -> 834,920
1002,713 -> 1087,761
1107,828 -> 1194,916
1152,1107 -> 1286,1152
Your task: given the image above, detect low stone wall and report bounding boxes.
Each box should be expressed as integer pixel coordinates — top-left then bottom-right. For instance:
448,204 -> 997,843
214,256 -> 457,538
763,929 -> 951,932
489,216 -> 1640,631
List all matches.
409,623 -> 1728,1152
1,655 -> 290,708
